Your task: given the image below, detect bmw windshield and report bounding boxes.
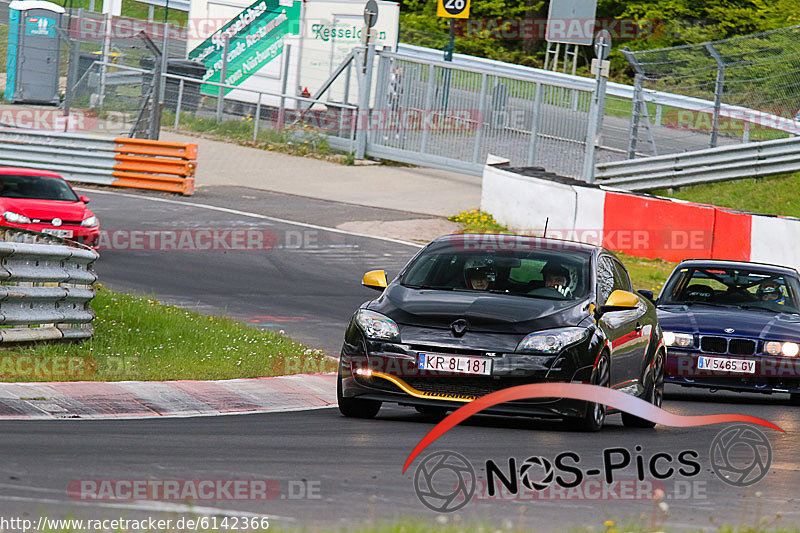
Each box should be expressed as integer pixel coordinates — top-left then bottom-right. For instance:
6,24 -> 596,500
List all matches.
400,242 -> 592,301
660,266 -> 800,313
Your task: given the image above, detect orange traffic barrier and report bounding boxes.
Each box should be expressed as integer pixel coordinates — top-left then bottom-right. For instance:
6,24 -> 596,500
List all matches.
110,138 -> 198,196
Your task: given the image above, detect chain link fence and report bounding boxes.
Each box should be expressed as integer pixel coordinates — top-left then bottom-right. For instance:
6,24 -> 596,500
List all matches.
623,25 -> 800,157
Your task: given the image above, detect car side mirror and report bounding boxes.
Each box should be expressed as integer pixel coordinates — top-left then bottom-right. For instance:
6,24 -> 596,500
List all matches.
362,270 -> 387,291
597,290 -> 639,318
637,289 -> 654,303
80,195 -> 90,204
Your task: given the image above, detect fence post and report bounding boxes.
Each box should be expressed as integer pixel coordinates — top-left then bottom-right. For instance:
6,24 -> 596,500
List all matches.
420,63 -> 436,154
526,82 -> 543,166
622,47 -> 644,159
582,40 -> 609,183
174,78 -> 184,129
471,73 -> 488,164
278,43 -> 292,130
706,43 -> 725,148
253,92 -> 262,142
216,36 -> 229,123
355,43 -> 376,160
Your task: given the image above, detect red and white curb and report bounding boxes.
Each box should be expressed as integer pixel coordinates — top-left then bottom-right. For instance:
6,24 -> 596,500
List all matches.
0,373 -> 336,419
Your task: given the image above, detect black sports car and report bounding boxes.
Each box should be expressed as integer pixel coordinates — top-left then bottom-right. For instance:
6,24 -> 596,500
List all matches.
659,259 -> 800,402
337,234 -> 665,431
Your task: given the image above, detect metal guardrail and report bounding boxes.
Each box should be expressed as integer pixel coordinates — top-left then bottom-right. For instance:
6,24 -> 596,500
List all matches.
0,128 -> 197,195
594,136 -> 800,191
0,228 -> 98,343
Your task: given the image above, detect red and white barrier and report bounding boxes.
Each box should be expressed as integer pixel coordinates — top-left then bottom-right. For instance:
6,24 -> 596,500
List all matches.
481,160 -> 799,271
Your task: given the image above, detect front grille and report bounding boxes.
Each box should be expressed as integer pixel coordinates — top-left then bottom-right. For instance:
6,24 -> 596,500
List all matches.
728,339 -> 756,356
34,219 -> 82,226
699,336 -> 756,356
404,376 -> 538,399
700,336 -> 728,353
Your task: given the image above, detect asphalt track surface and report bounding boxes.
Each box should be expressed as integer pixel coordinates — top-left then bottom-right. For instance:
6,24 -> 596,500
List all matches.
1,187 -> 798,530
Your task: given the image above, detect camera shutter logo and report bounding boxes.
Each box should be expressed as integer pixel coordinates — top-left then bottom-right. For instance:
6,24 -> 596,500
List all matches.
413,450 -> 475,512
519,456 -> 554,491
710,424 -> 772,487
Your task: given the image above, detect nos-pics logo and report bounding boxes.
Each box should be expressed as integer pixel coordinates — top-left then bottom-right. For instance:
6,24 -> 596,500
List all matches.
412,424 -> 772,513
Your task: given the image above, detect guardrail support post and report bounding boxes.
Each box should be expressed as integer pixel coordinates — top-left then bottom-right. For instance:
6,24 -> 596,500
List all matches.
419,63 -> 436,155
706,43 -> 725,148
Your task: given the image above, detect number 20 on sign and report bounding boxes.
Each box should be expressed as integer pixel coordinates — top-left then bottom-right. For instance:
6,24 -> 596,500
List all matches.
437,0 -> 470,19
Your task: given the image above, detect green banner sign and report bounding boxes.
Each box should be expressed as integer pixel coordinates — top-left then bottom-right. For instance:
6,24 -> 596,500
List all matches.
188,0 -> 301,95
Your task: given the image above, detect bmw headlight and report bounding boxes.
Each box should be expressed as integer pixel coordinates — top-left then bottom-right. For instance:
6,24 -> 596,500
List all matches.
3,211 -> 30,224
663,331 -> 694,348
516,327 -> 589,354
354,309 -> 400,341
81,215 -> 98,227
765,341 -> 800,357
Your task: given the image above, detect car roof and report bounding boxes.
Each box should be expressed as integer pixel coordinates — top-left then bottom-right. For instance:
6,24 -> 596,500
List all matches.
0,167 -> 63,179
431,233 -> 601,255
676,259 -> 799,277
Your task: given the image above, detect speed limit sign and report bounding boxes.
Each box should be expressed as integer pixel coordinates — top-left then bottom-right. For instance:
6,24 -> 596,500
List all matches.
437,0 -> 470,19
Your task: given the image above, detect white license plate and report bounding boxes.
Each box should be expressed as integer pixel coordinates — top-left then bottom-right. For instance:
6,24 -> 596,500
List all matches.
698,356 -> 755,374
42,228 -> 73,238
417,353 -> 492,376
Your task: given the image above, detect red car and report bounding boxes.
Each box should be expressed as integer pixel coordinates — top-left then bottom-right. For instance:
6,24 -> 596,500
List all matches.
0,168 -> 99,247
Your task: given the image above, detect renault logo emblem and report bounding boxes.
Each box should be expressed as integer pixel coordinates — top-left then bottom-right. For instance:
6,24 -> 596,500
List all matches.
450,319 -> 468,337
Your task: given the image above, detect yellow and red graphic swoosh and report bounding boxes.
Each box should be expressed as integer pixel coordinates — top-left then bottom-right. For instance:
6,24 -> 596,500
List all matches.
402,382 -> 783,473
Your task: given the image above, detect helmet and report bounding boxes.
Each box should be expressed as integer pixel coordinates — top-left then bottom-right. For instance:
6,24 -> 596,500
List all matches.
757,280 -> 782,302
464,265 -> 494,290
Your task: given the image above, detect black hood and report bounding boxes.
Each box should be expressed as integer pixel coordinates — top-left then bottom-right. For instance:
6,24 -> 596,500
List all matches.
658,304 -> 800,342
368,284 -> 589,335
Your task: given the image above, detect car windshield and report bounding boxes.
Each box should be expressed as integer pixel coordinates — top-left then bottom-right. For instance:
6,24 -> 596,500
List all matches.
401,243 -> 591,301
660,266 -> 800,313
0,174 -> 78,201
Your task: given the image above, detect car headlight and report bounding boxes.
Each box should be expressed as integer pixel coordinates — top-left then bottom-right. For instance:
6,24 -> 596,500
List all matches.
663,331 -> 694,348
81,215 -> 98,227
516,327 -> 589,354
3,211 -> 30,224
765,341 -> 800,357
354,309 -> 400,341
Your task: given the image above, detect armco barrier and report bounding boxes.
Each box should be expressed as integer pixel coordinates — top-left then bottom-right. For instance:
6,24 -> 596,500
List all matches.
0,129 -> 196,195
481,157 -> 800,271
0,228 -> 98,342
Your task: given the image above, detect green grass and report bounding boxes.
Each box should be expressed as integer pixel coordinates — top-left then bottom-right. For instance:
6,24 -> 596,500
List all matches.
0,285 -> 335,382
448,209 -> 511,234
653,172 -> 800,217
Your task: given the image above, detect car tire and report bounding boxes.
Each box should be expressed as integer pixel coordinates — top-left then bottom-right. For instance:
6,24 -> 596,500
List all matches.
415,406 -> 448,417
337,371 -> 381,419
622,350 -> 664,429
566,353 -> 610,432
788,393 -> 800,406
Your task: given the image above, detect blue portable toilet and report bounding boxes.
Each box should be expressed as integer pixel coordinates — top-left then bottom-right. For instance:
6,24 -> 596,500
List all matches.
5,0 -> 66,104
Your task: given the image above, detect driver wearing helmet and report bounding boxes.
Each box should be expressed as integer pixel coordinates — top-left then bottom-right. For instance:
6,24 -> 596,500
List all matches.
542,263 -> 570,295
757,280 -> 785,304
465,266 -> 493,291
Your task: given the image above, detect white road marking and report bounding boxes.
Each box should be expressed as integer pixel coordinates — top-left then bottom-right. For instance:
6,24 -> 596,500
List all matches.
77,188 -> 425,249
